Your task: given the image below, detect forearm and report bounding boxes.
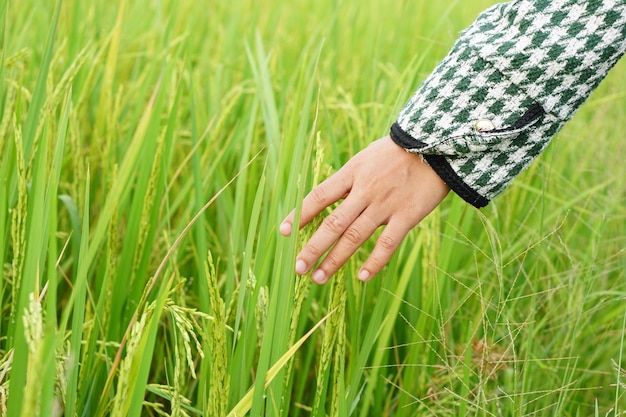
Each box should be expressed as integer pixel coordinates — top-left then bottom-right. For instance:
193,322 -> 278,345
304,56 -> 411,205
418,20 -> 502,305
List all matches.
391,0 -> 626,207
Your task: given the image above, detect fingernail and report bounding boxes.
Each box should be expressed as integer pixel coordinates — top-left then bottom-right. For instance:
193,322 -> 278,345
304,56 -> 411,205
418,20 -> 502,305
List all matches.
280,222 -> 292,236
295,259 -> 307,275
358,269 -> 371,281
312,269 -> 326,284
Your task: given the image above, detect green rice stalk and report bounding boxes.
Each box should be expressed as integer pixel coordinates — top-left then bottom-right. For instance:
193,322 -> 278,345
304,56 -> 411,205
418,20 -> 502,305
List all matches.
4,48 -> 30,106
0,65 -> 19,153
228,307 -> 339,417
67,108 -> 86,214
39,89 -> 70,417
42,45 -> 90,121
55,342 -> 69,410
101,87 -> 125,195
312,268 -> 347,417
123,269 -> 180,417
98,155 -> 254,412
145,384 -> 197,417
188,74 -> 211,315
110,306 -> 153,417
0,0 -> 4,109
0,101 -> 15,340
18,0 -> 60,167
230,170 -> 264,381
612,358 -> 626,392
9,116 -> 27,336
166,301 -> 206,380
614,308 -> 626,413
205,253 -> 229,417
255,284 -> 268,350
278,272 -> 310,416
20,293 -> 43,417
355,239 -> 424,416
421,204 -> 441,304
95,0 -> 126,139
84,63 -> 162,277
142,401 -> 169,417
0,385 -> 6,417
4,78 -> 31,107
110,63 -> 174,333
329,270 -> 347,417
225,279 -> 242,326
28,45 -> 90,174
4,48 -> 30,68
102,163 -> 120,327
74,162 -> 118,414
172,329 -> 184,417
63,168 -> 91,417
165,302 -> 205,417
0,350 -> 12,383
131,136 -> 165,281
280,131 -> 324,415
330,306 -> 346,417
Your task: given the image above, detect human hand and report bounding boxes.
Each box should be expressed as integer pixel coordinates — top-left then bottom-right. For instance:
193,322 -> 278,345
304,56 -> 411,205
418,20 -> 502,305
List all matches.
279,135 -> 450,284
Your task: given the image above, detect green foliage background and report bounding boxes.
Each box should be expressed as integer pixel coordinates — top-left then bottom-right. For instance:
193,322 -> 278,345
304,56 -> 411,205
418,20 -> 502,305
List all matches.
0,0 -> 625,415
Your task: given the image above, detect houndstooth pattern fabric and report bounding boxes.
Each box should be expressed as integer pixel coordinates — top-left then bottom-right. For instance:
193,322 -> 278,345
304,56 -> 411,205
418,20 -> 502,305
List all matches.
390,0 -> 626,207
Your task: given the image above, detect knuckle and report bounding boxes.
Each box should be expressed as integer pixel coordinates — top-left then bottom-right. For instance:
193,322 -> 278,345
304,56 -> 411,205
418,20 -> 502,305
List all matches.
323,253 -> 341,270
310,186 -> 327,205
343,226 -> 363,244
378,234 -> 397,251
305,242 -> 324,257
323,213 -> 346,233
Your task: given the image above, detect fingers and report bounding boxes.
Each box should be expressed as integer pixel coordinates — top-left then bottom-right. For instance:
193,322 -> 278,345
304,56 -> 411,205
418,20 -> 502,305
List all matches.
358,220 -> 410,282
294,195 -> 368,277
300,213 -> 410,284
308,209 -> 379,284
279,170 -> 351,236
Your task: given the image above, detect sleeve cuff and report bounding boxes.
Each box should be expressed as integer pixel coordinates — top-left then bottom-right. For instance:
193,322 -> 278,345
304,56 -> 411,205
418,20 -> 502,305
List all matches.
390,122 -> 489,208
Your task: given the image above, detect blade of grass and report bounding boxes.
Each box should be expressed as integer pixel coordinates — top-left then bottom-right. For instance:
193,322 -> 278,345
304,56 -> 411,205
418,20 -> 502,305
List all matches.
18,0 -> 61,164
189,73 -> 210,313
39,88 -> 71,417
64,167 -> 90,417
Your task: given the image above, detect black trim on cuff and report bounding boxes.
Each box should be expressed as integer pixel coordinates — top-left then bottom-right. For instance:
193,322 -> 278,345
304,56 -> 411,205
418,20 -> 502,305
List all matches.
389,122 -> 490,208
390,122 -> 422,149
421,154 -> 489,208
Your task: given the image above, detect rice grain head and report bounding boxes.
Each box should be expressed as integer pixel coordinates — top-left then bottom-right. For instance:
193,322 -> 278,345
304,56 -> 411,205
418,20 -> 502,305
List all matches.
10,116 -> 28,326
111,306 -> 151,417
256,285 -> 269,346
312,268 -> 346,416
166,301 -> 205,379
205,253 -> 229,417
22,293 -> 44,417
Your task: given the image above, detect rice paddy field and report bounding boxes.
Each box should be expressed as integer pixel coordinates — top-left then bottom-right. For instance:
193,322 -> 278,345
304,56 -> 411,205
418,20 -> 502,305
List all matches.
1,0 -> 626,415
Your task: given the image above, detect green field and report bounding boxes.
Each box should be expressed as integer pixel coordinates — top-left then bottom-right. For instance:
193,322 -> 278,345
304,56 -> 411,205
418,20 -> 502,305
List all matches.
1,0 -> 625,415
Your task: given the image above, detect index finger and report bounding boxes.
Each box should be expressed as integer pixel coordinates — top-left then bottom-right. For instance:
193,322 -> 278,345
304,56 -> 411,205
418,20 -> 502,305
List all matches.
280,170 -> 352,236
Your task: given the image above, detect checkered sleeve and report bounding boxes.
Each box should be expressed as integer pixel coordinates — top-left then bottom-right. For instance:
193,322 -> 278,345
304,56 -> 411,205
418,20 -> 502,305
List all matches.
390,0 -> 626,208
